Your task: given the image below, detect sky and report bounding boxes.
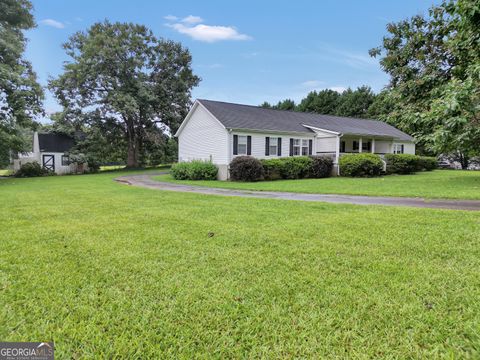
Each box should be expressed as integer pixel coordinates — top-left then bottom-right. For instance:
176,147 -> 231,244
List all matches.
26,0 -> 438,121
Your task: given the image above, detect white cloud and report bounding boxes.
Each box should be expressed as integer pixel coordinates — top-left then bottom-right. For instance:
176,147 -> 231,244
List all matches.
40,19 -> 65,29
301,80 -> 325,88
181,15 -> 203,24
164,15 -> 178,21
329,86 -> 347,93
167,23 -> 251,43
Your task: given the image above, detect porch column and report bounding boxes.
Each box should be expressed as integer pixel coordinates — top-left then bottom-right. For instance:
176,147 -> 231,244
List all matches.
371,138 -> 375,153
359,137 -> 363,153
335,136 -> 340,175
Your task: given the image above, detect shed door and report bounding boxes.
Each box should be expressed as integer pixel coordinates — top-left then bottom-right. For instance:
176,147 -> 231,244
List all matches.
42,154 -> 55,171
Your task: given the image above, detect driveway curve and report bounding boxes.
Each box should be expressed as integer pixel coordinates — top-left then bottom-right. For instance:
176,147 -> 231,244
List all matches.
115,173 -> 480,211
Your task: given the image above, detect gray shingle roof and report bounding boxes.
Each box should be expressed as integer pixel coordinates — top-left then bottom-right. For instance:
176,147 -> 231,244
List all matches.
198,99 -> 413,141
38,133 -> 75,152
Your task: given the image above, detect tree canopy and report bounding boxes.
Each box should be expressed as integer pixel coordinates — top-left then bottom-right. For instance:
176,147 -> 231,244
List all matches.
0,0 -> 43,166
297,89 -> 340,115
370,0 -> 480,165
261,86 -> 377,119
49,21 -> 200,167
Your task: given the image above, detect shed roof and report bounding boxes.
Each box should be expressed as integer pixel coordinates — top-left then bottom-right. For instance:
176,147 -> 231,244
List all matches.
38,133 -> 76,153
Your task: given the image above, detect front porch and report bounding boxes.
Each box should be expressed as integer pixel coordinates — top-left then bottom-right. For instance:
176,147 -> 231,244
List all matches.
316,136 -> 391,175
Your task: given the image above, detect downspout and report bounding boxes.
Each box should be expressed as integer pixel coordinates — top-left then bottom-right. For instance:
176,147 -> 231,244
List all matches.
227,128 -> 233,180
336,133 -> 342,176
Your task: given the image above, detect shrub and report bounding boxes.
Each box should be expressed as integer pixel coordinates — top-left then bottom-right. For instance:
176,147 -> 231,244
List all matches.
171,160 -> 218,180
261,159 -> 283,180
309,156 -> 334,178
14,161 -> 53,178
385,154 -> 419,174
339,153 -> 383,177
229,156 -> 264,181
418,156 -> 437,171
279,156 -> 313,179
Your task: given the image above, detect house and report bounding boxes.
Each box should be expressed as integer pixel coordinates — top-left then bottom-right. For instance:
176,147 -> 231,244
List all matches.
175,99 -> 415,179
13,132 -> 87,175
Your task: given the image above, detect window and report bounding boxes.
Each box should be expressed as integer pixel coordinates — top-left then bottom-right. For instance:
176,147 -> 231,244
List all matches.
293,139 -> 301,155
393,144 -> 404,154
269,137 -> 278,156
61,155 -> 69,166
301,139 -> 309,155
340,141 -> 346,153
362,141 -> 371,152
237,136 -> 248,155
353,141 -> 358,151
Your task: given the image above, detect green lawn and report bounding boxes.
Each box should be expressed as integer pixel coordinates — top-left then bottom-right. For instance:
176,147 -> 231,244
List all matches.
100,164 -> 171,172
1,171 -> 479,358
155,170 -> 480,200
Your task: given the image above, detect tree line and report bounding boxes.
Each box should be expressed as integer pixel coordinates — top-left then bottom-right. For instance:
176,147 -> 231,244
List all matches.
260,86 -> 379,119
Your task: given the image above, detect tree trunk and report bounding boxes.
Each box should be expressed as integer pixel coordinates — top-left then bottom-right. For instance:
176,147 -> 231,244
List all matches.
460,154 -> 469,170
126,121 -> 139,168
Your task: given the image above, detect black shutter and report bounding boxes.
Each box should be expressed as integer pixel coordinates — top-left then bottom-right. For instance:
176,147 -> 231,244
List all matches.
309,139 -> 313,155
289,138 -> 294,156
277,138 -> 282,156
233,135 -> 238,155
265,137 -> 270,156
353,141 -> 358,151
247,136 -> 252,155
401,144 -> 404,154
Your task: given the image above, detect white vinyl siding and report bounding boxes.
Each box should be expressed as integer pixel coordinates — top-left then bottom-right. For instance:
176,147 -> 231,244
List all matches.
401,142 -> 415,154
178,104 -> 229,164
314,129 -> 337,154
374,140 -> 392,154
231,132 -> 314,159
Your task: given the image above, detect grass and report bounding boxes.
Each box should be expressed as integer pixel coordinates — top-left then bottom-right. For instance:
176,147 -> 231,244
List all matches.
1,170 -> 480,358
155,170 -> 480,200
99,165 -> 126,171
100,164 -> 171,172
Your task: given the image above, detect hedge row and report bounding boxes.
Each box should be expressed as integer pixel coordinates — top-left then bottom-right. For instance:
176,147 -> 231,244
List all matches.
339,153 -> 438,177
230,156 -> 333,182
170,160 -> 218,180
385,154 -> 437,174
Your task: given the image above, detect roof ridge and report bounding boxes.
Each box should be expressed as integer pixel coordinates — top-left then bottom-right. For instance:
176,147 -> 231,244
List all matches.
197,98 -> 384,123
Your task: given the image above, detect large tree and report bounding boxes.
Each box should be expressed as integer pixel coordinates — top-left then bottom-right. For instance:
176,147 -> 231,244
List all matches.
370,0 -> 480,165
0,0 -> 44,167
49,21 -> 200,167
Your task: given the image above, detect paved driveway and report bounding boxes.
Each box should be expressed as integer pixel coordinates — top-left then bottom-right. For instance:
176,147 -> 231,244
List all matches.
115,173 -> 480,211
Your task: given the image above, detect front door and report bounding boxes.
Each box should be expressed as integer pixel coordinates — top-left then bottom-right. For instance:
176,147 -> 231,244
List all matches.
42,154 -> 55,172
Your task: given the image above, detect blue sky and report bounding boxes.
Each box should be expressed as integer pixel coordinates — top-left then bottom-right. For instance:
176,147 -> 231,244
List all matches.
27,0 -> 437,120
